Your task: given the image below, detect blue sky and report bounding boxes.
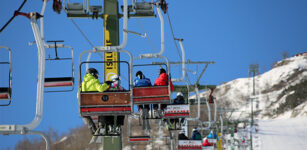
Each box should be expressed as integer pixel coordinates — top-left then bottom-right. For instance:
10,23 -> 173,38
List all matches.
1,0 -> 307,149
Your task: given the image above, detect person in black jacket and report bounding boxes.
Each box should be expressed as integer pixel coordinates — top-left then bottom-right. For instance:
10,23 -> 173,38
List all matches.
170,92 -> 186,129
173,92 -> 185,104
178,130 -> 189,140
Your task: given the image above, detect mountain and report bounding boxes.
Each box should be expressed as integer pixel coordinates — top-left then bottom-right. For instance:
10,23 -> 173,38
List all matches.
196,55 -> 307,120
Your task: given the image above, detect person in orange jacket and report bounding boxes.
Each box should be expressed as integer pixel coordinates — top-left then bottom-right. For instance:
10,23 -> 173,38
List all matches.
154,68 -> 174,91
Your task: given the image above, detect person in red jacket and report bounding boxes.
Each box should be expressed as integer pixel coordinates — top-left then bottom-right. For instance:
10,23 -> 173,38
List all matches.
154,68 -> 174,119
154,68 -> 174,91
202,137 -> 213,147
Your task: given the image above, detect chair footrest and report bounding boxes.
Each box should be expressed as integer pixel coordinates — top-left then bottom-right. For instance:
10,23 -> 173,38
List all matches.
129,136 -> 150,142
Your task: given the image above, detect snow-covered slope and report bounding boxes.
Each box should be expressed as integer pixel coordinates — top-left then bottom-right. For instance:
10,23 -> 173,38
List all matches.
197,55 -> 307,120
255,117 -> 307,150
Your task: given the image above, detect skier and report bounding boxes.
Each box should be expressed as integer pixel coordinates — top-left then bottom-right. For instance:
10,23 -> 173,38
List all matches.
154,68 -> 174,119
191,128 -> 202,140
178,130 -> 189,140
154,68 -> 174,91
133,70 -> 152,87
81,68 -> 112,135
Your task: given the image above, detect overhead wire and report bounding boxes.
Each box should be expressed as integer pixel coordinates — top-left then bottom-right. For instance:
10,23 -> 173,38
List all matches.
166,11 -> 182,60
69,19 -> 103,58
137,18 -> 157,52
0,0 -> 27,33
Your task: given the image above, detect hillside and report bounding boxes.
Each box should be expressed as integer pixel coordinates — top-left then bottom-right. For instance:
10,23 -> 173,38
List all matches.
196,55 -> 307,120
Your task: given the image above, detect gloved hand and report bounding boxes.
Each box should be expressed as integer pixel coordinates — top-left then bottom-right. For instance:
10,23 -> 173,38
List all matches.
105,80 -> 113,85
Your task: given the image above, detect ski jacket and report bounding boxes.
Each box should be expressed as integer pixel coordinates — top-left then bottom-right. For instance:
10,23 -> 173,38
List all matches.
81,73 -> 109,92
107,85 -> 124,91
154,73 -> 174,91
174,95 -> 185,104
202,138 -> 213,146
178,133 -> 189,140
192,130 -> 202,140
133,75 -> 152,87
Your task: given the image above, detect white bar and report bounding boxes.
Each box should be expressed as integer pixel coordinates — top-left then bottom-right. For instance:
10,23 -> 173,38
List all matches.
0,125 -> 15,131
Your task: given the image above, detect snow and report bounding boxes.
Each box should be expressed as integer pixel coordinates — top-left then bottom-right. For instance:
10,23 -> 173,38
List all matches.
195,56 -> 307,149
195,56 -> 307,120
255,117 -> 307,150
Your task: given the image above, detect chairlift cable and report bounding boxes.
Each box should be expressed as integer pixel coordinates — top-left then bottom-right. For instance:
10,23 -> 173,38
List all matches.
137,18 -> 157,52
0,0 -> 27,33
69,19 -> 103,58
166,11 -> 182,60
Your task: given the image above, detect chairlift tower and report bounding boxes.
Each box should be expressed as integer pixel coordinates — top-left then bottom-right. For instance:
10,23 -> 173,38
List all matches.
248,64 -> 259,150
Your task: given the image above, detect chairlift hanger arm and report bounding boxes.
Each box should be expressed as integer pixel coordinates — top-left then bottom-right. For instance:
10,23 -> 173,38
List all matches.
173,85 -> 216,93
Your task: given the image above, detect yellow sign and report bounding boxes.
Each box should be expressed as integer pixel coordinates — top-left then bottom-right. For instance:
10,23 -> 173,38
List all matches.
218,133 -> 223,150
103,14 -> 118,81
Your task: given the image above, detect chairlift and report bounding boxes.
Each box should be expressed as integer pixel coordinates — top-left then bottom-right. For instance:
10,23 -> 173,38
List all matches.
44,40 -> 75,92
78,48 -> 133,118
177,140 -> 202,150
164,104 -> 189,118
132,63 -> 172,105
164,82 -> 190,119
79,61 -> 131,117
0,46 -> 12,106
131,1 -> 155,17
64,0 -> 102,18
127,115 -> 151,142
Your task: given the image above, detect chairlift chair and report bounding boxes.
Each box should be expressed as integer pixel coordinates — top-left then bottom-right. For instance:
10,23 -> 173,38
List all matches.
164,104 -> 190,118
78,49 -> 133,117
121,0 -> 155,18
44,40 -> 75,92
64,0 -> 103,18
132,1 -> 155,17
79,60 -> 132,117
127,115 -> 151,142
177,140 -> 202,150
132,63 -> 172,105
65,0 -> 88,16
164,83 -> 190,119
0,46 -> 12,106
